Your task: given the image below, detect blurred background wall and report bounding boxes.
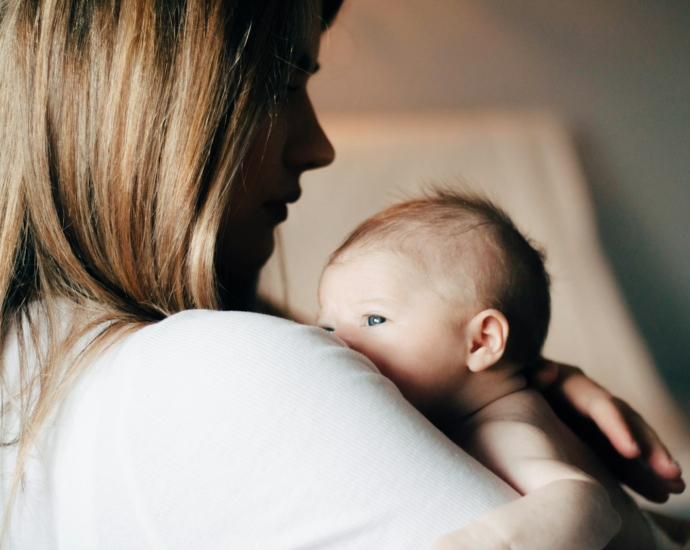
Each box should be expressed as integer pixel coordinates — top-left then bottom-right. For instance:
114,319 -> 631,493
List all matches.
310,0 -> 690,408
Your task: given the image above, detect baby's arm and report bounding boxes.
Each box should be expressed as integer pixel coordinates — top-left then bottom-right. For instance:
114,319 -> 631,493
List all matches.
434,391 -> 621,550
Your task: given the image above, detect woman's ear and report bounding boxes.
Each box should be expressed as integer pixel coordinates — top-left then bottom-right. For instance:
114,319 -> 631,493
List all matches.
466,309 -> 509,373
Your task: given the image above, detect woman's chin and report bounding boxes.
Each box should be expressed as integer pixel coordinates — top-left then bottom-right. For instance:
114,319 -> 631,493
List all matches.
216,230 -> 275,280
248,230 -> 276,271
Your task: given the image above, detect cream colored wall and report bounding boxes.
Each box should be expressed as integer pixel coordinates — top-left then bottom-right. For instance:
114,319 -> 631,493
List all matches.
308,0 -> 690,407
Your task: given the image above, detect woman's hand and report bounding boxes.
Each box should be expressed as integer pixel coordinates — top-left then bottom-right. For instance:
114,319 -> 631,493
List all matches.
530,360 -> 685,503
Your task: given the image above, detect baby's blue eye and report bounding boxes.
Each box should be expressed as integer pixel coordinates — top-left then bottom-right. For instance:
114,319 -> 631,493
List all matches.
366,315 -> 387,327
322,327 -> 335,333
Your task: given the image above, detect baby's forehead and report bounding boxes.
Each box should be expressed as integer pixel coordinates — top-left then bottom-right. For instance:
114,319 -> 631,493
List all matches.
336,232 -> 482,275
322,248 -> 412,284
322,244 -> 481,304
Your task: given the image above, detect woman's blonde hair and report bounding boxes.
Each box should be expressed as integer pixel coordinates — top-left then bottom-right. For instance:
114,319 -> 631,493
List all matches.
0,0 -> 338,533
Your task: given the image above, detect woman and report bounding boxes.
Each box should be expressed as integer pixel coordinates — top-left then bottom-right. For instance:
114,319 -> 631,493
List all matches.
0,0 -> 683,547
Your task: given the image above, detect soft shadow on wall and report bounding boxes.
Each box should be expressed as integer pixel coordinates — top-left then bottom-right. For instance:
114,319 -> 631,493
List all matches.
311,0 -> 690,407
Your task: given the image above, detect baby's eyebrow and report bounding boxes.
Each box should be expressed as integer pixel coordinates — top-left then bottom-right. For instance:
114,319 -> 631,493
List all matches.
351,297 -> 396,308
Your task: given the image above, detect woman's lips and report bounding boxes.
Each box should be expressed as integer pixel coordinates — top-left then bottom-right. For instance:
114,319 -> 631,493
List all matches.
262,201 -> 289,223
263,188 -> 300,224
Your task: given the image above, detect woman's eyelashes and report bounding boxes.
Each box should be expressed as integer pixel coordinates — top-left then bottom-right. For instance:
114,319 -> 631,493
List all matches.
287,71 -> 310,92
366,315 -> 387,327
286,78 -> 309,94
287,59 -> 319,92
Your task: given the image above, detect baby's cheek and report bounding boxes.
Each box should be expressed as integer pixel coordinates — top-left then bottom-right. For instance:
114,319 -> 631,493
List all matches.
344,337 -> 444,402
347,339 -> 402,378
368,349 -> 435,397
347,339 -> 390,371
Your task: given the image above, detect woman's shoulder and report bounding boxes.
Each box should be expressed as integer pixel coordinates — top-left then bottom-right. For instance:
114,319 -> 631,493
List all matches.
50,309 -> 517,549
128,309 -> 373,376
140,309 -> 337,347
111,309 -> 381,408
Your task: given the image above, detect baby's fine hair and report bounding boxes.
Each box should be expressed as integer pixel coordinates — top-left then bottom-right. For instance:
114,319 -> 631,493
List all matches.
329,190 -> 551,364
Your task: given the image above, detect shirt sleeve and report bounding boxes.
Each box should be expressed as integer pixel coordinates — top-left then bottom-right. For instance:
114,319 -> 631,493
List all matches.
93,310 -> 518,549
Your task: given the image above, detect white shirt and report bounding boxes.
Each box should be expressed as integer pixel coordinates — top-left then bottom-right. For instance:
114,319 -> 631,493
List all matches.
2,310 -> 517,549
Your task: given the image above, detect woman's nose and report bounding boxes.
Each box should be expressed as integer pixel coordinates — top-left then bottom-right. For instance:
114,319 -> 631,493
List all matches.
285,95 -> 335,173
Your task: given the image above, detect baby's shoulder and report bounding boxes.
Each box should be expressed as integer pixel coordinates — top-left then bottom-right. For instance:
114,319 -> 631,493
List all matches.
457,389 -> 568,464
464,388 -> 581,460
473,388 -> 555,428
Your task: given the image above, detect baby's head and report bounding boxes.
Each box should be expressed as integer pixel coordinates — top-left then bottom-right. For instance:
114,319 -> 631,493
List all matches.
317,190 -> 550,416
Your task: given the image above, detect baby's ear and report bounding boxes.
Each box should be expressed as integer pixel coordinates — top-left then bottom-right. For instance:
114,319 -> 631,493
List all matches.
466,309 -> 509,373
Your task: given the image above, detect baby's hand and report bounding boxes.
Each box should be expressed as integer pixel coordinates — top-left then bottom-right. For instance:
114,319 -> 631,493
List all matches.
430,521 -> 509,550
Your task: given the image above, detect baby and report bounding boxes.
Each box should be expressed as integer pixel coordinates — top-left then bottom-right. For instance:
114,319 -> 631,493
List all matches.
317,191 -> 663,550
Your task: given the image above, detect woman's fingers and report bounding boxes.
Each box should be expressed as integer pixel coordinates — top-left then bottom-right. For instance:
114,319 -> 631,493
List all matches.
563,375 -> 641,459
617,399 -> 682,477
564,375 -> 683,485
534,360 -> 685,501
613,401 -> 685,500
528,359 -> 559,389
532,361 -> 638,455
613,455 -> 684,503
